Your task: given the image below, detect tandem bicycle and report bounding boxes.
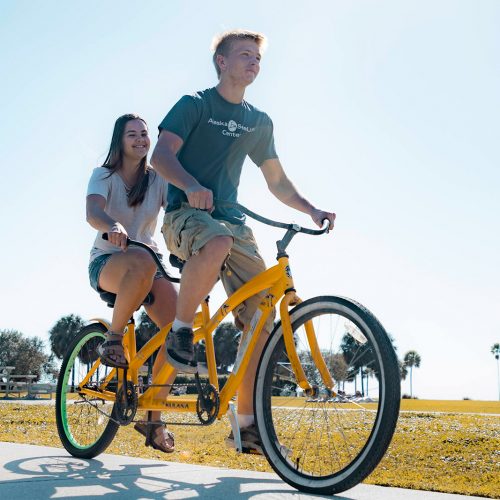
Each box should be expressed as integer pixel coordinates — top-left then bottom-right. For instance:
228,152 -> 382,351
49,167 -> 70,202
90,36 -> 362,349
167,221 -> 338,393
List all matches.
55,201 -> 400,495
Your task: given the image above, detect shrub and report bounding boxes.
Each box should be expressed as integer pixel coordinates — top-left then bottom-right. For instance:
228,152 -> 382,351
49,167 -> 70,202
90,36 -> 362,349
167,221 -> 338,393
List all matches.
402,394 -> 419,399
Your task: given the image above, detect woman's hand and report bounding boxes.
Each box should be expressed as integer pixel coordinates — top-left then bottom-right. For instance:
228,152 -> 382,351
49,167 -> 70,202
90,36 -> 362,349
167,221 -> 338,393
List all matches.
107,222 -> 129,250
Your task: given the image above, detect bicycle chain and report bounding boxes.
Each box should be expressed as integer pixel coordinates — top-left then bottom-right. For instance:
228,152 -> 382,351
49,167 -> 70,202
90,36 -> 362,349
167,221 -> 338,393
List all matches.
79,380 -> 216,426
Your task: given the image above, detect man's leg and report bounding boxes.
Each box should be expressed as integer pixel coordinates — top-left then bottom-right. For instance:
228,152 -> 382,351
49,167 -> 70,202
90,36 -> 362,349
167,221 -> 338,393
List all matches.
235,326 -> 269,417
175,236 -> 233,323
219,222 -> 275,443
162,207 -> 234,372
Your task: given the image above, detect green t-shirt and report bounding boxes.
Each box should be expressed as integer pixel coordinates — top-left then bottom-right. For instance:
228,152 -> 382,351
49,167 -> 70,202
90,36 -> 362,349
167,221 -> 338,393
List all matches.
158,87 -> 278,224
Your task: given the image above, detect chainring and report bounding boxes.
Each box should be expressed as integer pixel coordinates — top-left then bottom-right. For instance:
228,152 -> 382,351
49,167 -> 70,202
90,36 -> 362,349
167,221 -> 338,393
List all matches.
196,384 -> 220,425
114,380 -> 137,425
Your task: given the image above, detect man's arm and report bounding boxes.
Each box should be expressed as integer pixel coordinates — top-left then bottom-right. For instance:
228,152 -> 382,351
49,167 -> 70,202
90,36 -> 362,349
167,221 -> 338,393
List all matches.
260,158 -> 336,229
151,130 -> 214,210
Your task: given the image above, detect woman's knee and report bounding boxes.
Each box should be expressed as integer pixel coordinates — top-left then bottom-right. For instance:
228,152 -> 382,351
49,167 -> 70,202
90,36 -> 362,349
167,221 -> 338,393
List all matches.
126,250 -> 157,277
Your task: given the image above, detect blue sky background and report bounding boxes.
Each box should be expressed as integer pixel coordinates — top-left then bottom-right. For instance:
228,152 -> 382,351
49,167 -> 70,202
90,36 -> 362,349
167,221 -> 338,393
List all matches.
1,0 -> 499,400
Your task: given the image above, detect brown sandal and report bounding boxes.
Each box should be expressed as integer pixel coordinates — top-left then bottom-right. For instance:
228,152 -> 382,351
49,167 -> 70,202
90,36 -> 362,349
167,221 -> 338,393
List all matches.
134,421 -> 175,453
97,332 -> 129,368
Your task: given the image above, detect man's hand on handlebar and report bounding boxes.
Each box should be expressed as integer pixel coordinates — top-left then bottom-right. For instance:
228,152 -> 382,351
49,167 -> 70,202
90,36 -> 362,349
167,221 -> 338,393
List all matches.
106,222 -> 129,251
185,184 -> 214,211
310,208 -> 336,231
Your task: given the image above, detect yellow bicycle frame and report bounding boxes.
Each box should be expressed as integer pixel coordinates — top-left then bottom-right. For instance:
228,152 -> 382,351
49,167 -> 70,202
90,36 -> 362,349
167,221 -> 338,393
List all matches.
78,254 -> 335,416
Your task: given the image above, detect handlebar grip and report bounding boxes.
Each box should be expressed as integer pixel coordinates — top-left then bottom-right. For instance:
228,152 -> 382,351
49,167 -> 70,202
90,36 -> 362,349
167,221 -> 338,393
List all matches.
102,233 -> 131,245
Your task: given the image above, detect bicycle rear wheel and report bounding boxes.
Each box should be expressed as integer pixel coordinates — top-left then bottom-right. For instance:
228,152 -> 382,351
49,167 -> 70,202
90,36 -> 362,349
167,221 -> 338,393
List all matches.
255,296 -> 400,495
55,323 -> 119,458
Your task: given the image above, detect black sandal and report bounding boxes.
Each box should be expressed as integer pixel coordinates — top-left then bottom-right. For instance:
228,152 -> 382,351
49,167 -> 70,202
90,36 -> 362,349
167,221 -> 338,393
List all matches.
97,332 -> 129,368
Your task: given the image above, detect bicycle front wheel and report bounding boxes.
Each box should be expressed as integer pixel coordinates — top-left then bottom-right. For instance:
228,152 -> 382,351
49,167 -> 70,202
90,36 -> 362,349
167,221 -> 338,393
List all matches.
255,296 -> 400,495
55,323 -> 119,458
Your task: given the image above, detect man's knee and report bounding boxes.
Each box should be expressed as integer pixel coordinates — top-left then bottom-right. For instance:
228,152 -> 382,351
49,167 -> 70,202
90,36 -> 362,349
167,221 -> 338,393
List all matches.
201,235 -> 233,259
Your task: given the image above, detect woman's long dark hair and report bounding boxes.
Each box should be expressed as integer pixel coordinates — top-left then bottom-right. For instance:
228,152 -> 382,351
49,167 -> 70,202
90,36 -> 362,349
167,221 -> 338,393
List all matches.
101,113 -> 151,207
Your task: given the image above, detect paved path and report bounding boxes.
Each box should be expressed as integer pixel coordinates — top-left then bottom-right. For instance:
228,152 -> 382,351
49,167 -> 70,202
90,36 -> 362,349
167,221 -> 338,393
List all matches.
0,442 -> 485,499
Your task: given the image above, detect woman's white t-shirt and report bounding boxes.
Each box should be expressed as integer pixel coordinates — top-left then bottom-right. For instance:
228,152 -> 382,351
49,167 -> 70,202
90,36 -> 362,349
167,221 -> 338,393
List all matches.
87,167 -> 169,263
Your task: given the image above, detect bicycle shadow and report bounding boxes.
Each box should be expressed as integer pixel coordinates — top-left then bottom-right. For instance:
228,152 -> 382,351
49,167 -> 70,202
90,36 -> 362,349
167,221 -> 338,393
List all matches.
1,454 -> 355,499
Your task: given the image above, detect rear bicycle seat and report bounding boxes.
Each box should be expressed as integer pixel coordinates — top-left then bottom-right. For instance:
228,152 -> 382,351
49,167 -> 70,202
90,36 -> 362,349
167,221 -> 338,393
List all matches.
169,254 -> 185,273
98,290 -> 155,309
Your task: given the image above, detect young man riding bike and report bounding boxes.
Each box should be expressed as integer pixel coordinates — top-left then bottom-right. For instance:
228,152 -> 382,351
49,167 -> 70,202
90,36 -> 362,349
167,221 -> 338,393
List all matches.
151,29 -> 335,453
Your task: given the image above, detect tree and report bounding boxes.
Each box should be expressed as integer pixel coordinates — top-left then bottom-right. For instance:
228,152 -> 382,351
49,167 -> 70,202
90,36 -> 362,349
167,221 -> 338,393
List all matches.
340,330 -> 399,396
403,350 -> 421,398
0,329 -> 56,380
491,343 -> 500,401
213,322 -> 240,373
48,314 -> 85,359
300,351 -> 349,394
340,333 -> 375,396
136,310 -> 159,351
327,352 -> 349,388
134,311 -> 161,379
399,359 -> 408,381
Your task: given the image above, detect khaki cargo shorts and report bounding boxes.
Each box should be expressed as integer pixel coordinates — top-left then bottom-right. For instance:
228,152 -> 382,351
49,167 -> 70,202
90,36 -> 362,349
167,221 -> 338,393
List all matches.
162,204 -> 275,331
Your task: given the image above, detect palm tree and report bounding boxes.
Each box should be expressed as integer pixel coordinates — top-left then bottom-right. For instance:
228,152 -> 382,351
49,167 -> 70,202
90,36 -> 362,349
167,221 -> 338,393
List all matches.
136,311 -> 159,380
136,311 -> 158,351
491,343 -> 500,401
213,322 -> 240,373
403,350 -> 421,398
399,359 -> 408,381
48,314 -> 85,359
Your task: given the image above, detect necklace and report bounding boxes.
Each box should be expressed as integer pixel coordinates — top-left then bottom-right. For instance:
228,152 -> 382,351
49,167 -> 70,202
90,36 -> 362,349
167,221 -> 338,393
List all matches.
117,172 -> 136,192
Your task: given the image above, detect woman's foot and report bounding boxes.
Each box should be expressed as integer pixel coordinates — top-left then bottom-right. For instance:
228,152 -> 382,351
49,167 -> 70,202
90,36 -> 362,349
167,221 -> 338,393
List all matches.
134,421 -> 175,453
97,332 -> 129,368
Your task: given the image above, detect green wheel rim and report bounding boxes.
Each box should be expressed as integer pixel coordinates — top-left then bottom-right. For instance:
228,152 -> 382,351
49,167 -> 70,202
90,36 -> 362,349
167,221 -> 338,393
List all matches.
59,330 -> 108,450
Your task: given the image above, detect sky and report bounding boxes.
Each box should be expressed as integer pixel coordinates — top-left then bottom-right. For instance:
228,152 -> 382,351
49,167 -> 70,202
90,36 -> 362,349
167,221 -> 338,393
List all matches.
0,0 -> 499,401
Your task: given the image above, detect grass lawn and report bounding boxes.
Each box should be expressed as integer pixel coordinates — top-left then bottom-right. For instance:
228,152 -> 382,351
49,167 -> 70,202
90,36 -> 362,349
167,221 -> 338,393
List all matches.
0,399 -> 498,498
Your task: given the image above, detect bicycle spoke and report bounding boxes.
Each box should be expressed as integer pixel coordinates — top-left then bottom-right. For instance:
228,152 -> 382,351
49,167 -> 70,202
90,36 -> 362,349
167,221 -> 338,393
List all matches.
56,324 -> 119,457
256,297 -> 400,494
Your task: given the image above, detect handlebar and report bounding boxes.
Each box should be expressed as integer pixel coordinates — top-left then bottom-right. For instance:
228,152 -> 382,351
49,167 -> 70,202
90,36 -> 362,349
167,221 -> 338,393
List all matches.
214,199 -> 330,235
101,233 -> 180,283
102,201 -> 330,281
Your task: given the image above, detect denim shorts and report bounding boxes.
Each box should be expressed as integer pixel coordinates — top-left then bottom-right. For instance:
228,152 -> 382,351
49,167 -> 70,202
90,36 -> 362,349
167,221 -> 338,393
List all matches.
88,252 -> 165,292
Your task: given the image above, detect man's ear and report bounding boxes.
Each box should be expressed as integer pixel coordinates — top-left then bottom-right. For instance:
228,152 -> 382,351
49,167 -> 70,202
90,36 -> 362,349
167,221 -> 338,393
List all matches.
216,53 -> 226,73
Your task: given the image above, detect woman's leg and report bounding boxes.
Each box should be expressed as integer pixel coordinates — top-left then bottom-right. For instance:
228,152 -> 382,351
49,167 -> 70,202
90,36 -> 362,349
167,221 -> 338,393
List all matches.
101,253 -> 178,449
144,277 -> 178,422
99,248 -> 157,332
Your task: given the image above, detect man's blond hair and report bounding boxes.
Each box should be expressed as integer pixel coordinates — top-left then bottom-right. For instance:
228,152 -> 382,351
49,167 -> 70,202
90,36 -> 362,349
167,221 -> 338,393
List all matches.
211,29 -> 267,79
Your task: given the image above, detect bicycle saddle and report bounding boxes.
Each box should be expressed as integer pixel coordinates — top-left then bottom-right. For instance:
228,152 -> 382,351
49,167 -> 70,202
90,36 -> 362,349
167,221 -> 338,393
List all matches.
98,289 -> 155,309
169,254 -> 185,273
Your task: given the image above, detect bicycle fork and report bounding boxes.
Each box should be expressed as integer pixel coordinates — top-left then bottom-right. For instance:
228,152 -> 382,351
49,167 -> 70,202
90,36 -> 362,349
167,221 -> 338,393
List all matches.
280,292 -> 336,397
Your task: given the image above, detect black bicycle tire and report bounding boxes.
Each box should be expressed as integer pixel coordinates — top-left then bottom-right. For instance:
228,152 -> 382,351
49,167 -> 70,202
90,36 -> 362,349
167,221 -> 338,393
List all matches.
55,323 -> 119,458
254,296 -> 400,495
